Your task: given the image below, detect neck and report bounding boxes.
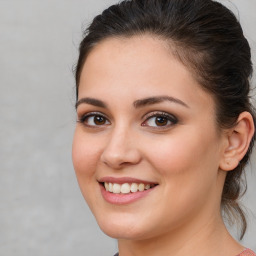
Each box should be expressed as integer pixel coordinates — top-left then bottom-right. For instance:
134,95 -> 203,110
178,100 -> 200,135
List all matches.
117,213 -> 243,256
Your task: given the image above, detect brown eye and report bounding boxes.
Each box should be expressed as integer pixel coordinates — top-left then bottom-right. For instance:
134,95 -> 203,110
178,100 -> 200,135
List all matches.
142,112 -> 178,128
94,115 -> 106,125
79,113 -> 110,127
155,116 -> 168,126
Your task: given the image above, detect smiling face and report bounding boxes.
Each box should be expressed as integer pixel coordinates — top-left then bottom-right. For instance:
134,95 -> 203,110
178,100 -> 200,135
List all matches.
72,35 -> 227,240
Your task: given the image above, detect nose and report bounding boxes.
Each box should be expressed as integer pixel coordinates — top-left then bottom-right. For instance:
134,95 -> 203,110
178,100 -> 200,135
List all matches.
100,126 -> 142,169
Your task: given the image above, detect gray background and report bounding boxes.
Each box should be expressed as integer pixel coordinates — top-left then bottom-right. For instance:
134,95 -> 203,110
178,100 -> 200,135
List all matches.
0,0 -> 255,255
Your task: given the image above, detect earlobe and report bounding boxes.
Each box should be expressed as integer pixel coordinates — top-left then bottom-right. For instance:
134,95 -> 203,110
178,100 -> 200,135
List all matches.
219,111 -> 255,171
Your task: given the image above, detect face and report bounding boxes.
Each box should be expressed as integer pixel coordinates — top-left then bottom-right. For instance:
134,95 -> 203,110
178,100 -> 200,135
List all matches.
72,35 -> 226,240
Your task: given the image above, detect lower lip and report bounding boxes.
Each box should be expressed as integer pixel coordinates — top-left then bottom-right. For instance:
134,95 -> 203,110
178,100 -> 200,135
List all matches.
100,184 -> 155,205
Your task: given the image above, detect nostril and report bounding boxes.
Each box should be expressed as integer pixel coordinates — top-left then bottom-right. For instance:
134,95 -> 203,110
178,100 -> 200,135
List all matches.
100,139 -> 142,169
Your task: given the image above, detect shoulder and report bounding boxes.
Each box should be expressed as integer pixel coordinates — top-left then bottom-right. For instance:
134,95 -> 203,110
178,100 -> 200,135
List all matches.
238,249 -> 256,256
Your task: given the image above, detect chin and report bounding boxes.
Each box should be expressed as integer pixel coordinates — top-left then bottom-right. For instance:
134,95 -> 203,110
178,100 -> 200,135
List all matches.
96,215 -> 137,238
93,211 -> 161,240
100,224 -> 148,240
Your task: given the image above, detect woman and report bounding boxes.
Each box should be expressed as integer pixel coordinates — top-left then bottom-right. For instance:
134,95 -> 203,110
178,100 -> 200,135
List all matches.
72,0 -> 256,255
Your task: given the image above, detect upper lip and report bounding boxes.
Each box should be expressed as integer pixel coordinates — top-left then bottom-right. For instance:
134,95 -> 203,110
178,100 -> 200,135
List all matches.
98,176 -> 158,185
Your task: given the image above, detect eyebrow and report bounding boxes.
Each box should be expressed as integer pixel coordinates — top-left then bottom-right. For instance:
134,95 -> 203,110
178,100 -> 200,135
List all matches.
75,97 -> 107,109
133,96 -> 189,108
75,95 -> 189,110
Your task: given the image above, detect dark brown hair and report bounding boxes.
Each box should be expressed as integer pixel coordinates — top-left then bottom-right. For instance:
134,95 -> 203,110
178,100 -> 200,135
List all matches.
75,0 -> 256,239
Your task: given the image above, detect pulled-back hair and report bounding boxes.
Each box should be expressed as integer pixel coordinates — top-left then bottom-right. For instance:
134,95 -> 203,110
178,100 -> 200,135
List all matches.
75,0 -> 256,239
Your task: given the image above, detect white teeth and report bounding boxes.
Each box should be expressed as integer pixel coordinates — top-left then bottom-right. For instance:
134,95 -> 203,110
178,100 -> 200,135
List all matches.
145,184 -> 150,190
103,182 -> 154,194
112,183 -> 121,194
121,183 -> 130,194
108,183 -> 113,192
104,182 -> 109,191
130,183 -> 138,193
138,183 -> 145,191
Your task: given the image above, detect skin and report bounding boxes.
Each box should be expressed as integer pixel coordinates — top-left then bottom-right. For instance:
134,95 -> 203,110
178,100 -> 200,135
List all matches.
72,35 -> 254,256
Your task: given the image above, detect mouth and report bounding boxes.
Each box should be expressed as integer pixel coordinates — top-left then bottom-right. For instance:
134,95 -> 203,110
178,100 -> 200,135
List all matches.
100,182 -> 157,194
98,177 -> 158,205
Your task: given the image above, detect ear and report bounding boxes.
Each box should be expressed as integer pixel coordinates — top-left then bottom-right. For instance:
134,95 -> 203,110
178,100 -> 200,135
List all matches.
219,111 -> 255,171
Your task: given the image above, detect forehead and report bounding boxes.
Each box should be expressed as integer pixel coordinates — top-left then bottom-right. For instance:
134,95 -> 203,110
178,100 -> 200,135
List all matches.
79,35 -> 214,113
83,35 -> 176,78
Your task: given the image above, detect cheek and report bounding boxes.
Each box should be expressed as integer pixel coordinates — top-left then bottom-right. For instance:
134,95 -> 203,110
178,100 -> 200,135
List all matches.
72,129 -> 107,215
145,127 -> 220,200
72,129 -> 101,186
139,130 -> 221,229
147,125 -> 220,172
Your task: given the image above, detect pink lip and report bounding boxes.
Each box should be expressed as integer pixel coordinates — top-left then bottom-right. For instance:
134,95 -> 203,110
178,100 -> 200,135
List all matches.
98,176 -> 158,205
99,184 -> 156,205
98,176 -> 157,185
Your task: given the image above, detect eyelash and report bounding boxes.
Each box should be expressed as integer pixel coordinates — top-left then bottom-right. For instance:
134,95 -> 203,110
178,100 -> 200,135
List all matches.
142,111 -> 178,129
77,112 -> 111,128
77,111 -> 178,129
